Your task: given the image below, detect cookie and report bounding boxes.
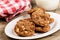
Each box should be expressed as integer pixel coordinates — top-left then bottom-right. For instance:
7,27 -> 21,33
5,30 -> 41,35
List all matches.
31,11 -> 50,26
35,25 -> 50,32
28,7 -> 45,14
14,18 -> 35,36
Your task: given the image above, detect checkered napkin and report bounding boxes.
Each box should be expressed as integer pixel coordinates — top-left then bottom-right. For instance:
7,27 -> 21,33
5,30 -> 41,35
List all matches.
0,0 -> 31,22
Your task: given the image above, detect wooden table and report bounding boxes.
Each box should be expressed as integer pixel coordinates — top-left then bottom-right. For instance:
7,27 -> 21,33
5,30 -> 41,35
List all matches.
0,0 -> 60,40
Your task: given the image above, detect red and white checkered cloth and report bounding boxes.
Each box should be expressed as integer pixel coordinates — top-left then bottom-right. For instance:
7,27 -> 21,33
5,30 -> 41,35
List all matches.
0,0 -> 31,22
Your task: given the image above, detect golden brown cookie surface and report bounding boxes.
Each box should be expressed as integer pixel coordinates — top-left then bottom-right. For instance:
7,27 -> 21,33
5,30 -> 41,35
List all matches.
14,18 -> 35,37
31,11 -> 50,26
35,25 -> 50,32
28,7 -> 45,14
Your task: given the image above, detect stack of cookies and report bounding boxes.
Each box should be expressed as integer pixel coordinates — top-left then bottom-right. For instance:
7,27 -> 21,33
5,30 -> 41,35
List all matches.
14,7 -> 54,37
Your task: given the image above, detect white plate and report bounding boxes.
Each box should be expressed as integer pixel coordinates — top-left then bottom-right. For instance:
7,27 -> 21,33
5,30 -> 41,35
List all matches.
5,12 -> 60,39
